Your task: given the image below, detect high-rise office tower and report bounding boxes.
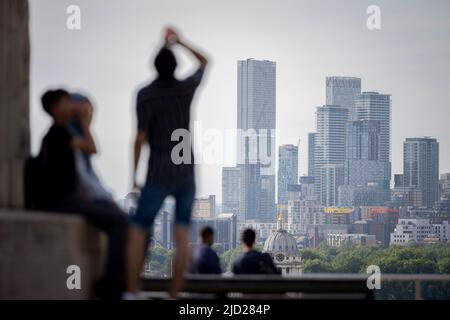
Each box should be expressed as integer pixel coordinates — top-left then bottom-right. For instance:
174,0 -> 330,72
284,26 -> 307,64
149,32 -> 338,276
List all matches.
355,92 -> 391,163
346,120 -> 379,161
326,76 -> 361,120
314,105 -> 349,199
403,137 -> 439,208
222,167 -> 243,217
308,132 -> 316,177
237,59 -> 276,221
278,144 -> 299,205
344,119 -> 389,188
319,164 -> 345,207
355,92 -> 392,187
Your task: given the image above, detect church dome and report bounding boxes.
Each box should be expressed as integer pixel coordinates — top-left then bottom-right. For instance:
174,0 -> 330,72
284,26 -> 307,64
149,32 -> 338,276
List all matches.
263,212 -> 299,256
263,229 -> 299,256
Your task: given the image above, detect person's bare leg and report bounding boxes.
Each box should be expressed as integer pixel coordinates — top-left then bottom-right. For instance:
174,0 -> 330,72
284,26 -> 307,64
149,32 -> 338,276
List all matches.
169,225 -> 190,298
126,226 -> 148,294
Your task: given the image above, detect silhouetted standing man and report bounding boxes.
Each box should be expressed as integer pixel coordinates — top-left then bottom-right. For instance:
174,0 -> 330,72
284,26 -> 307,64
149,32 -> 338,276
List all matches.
125,28 -> 208,299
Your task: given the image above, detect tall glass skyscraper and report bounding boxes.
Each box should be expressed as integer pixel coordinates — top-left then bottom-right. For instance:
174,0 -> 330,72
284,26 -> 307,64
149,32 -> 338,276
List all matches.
355,92 -> 391,163
222,166 -> 243,217
314,105 -> 349,200
326,76 -> 361,120
277,144 -> 299,205
237,59 -> 276,221
346,120 -> 379,161
355,92 -> 392,186
308,132 -> 316,177
403,137 -> 439,208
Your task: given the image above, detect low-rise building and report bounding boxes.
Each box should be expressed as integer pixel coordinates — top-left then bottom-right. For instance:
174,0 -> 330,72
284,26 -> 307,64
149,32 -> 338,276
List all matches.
327,233 -> 376,247
390,219 -> 449,246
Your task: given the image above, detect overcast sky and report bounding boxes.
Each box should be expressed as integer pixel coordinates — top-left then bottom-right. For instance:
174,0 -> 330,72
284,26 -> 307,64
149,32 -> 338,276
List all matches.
29,0 -> 450,202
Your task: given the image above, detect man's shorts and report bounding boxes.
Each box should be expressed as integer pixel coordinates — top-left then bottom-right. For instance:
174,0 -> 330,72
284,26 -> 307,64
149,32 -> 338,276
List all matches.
130,176 -> 195,229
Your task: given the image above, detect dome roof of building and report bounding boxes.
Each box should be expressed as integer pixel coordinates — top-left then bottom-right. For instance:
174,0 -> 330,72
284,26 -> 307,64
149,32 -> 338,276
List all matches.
263,229 -> 299,256
263,212 -> 299,256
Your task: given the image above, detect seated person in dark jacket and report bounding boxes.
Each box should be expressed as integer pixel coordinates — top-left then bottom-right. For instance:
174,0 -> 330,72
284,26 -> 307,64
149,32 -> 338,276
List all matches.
38,89 -> 127,300
189,226 -> 222,274
232,228 -> 280,275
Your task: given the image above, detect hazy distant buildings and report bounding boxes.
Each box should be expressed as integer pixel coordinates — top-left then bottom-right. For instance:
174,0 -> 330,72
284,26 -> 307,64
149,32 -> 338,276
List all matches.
327,233 -> 376,247
308,132 -> 316,177
319,164 -> 345,207
390,219 -> 450,246
390,186 -> 423,208
314,105 -> 349,202
403,137 -> 439,208
394,174 -> 404,188
278,144 -> 299,205
189,213 -> 238,251
355,92 -> 391,165
222,166 -> 242,217
192,195 -> 216,218
338,184 -> 390,207
237,59 -> 276,221
326,76 -> 361,120
346,120 -> 379,161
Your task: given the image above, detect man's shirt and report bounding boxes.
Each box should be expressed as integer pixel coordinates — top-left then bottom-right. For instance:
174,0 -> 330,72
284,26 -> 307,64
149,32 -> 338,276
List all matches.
136,67 -> 205,187
232,250 -> 280,275
189,244 -> 222,274
40,124 -> 77,206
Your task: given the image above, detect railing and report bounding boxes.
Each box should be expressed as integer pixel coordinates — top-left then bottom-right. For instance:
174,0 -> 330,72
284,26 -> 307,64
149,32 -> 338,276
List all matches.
141,274 -> 374,300
141,274 -> 450,300
380,274 -> 450,300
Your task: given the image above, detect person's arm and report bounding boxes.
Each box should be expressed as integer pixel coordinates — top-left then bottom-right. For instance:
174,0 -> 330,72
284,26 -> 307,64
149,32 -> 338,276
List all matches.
133,131 -> 146,189
166,28 -> 209,68
178,39 -> 208,68
71,102 -> 97,155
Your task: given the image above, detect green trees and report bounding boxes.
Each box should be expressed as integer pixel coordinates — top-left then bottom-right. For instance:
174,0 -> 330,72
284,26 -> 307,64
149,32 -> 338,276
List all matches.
298,244 -> 450,299
143,243 -> 450,299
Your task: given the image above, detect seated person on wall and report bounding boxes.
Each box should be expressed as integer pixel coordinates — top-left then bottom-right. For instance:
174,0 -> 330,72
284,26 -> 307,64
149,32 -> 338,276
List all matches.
38,89 -> 127,300
232,229 -> 280,275
188,226 -> 222,275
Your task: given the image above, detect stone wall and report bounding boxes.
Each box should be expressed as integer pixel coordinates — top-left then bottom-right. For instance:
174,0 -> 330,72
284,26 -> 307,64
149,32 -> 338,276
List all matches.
0,210 -> 106,299
0,0 -> 30,208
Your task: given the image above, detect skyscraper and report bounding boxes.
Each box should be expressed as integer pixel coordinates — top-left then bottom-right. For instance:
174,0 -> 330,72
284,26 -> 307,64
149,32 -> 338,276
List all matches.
314,105 -> 349,198
344,119 -> 389,188
308,132 -> 316,177
403,137 -> 439,208
346,120 -> 379,161
222,166 -> 242,217
355,92 -> 391,164
278,144 -> 299,205
237,59 -> 276,221
326,76 -> 361,120
319,164 -> 345,207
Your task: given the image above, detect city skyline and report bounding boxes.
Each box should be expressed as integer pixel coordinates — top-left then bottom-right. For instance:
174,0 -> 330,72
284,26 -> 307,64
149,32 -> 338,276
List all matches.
29,0 -> 450,201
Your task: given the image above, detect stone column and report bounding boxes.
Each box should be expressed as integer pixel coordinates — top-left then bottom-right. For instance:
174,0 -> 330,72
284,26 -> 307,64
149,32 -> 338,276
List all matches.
0,0 -> 30,208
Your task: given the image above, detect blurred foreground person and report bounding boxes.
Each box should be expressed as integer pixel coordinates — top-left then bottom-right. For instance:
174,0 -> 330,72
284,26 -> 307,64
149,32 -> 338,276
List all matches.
189,226 -> 222,275
232,229 -> 280,275
125,27 -> 208,299
39,89 -> 127,299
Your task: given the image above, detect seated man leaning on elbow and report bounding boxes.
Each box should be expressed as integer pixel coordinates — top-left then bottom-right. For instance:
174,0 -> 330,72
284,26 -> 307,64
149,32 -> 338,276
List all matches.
189,226 -> 222,275
232,228 -> 280,275
38,89 -> 127,300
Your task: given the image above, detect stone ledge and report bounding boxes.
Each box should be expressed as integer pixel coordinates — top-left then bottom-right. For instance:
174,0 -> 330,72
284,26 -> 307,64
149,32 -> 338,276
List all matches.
0,210 -> 106,299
